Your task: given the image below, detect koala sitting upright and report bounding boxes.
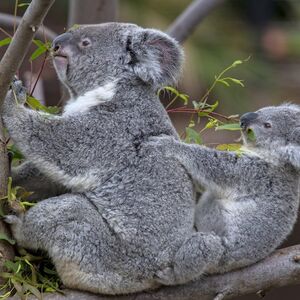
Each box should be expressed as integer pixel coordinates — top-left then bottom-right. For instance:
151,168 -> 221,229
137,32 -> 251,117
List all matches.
1,23 -> 225,294
151,104 -> 300,280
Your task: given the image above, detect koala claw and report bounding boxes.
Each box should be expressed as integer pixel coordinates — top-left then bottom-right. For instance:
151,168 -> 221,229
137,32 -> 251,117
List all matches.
4,214 -> 22,225
147,135 -> 175,147
10,78 -> 27,105
154,266 -> 177,285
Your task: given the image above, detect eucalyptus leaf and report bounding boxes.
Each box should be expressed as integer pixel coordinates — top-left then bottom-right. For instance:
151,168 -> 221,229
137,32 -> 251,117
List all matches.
0,38 -> 12,47
216,123 -> 241,131
0,234 -> 16,245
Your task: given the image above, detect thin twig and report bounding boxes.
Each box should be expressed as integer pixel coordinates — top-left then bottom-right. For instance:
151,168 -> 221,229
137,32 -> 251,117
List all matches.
30,51 -> 48,96
167,107 -> 239,122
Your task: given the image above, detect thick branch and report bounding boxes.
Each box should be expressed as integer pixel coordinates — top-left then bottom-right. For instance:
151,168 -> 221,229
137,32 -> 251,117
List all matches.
0,12 -> 57,41
167,0 -> 226,43
0,0 -> 55,105
0,0 -> 55,279
9,245 -> 300,300
68,0 -> 118,28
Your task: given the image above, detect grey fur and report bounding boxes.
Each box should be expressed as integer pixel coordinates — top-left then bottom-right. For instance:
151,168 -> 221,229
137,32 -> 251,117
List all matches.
150,104 -> 300,283
1,23 -> 206,294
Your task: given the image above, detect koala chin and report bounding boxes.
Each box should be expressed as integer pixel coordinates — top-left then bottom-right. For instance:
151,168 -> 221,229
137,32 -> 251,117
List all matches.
2,23 -> 203,294
152,103 -> 300,279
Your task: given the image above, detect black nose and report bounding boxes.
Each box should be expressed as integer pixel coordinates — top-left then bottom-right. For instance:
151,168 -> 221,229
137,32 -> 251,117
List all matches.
52,32 -> 72,52
240,112 -> 259,128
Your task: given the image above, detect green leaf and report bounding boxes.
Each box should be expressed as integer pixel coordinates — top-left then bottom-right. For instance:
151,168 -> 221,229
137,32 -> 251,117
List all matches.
0,234 -> 16,245
8,144 -> 24,160
217,79 -> 230,87
232,60 -> 243,67
0,38 -> 12,47
185,127 -> 202,144
26,96 -> 60,114
216,143 -> 242,151
204,100 -> 219,113
23,283 -> 43,300
30,47 -> 47,61
18,2 -> 30,7
30,40 -> 50,61
215,123 -> 241,131
247,128 -> 256,141
225,77 -> 245,87
32,40 -> 43,47
0,290 -> 12,299
4,261 -> 20,273
162,86 -> 189,105
203,118 -> 218,130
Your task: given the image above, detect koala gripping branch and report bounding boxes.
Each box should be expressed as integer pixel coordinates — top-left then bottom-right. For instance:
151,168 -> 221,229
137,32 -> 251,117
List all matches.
8,245 -> 300,300
0,0 -> 55,277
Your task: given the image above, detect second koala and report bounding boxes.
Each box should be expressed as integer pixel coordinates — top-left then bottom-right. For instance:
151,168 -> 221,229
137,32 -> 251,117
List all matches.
152,104 -> 300,280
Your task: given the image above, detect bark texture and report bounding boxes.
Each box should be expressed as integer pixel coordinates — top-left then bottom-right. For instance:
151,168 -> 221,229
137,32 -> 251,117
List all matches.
0,0 -> 56,279
9,246 -> 300,300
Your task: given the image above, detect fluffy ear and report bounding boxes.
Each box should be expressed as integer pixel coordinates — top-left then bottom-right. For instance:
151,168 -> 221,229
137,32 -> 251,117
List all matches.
124,28 -> 184,89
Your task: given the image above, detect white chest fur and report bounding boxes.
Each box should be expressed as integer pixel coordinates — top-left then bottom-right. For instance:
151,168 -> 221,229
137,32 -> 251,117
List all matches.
63,81 -> 116,116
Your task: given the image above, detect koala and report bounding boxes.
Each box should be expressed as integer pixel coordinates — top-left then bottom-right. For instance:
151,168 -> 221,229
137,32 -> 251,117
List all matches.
1,23 -> 223,294
150,103 -> 300,280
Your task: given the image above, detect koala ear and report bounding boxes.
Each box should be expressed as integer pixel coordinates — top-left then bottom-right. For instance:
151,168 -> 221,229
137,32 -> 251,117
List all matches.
124,29 -> 184,89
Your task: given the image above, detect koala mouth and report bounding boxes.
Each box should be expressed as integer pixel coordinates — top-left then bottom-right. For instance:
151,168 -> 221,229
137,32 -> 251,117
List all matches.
53,54 -> 68,62
52,53 -> 69,75
242,127 -> 256,143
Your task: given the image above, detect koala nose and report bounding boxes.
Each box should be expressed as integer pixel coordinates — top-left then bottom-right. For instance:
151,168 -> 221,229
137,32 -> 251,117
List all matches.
240,112 -> 259,129
52,32 -> 72,53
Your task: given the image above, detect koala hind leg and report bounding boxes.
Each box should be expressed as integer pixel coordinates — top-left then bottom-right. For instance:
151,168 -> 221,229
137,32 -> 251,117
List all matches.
156,232 -> 224,285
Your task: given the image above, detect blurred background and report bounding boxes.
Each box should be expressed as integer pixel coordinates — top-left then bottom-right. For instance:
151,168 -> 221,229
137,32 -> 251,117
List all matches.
1,0 -> 300,299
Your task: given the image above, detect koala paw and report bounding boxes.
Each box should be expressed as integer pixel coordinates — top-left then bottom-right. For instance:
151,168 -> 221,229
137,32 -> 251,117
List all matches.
154,266 -> 177,285
4,214 -> 21,225
10,77 -> 27,105
4,214 -> 24,240
147,134 -> 176,148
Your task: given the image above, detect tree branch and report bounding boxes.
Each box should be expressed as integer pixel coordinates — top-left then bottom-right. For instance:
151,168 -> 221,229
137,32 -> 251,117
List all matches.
68,0 -> 118,28
0,12 -> 57,41
167,0 -> 226,43
9,245 -> 300,300
0,0 -> 55,105
0,0 -> 56,279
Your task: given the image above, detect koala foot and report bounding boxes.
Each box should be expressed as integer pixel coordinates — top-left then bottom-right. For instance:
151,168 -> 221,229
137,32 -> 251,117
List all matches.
155,266 -> 177,286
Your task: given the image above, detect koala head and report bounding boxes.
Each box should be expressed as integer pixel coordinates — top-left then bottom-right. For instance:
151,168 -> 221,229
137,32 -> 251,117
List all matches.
51,23 -> 183,97
240,104 -> 300,149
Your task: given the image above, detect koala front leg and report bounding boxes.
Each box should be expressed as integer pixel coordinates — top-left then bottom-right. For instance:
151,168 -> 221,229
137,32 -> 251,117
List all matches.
149,136 -> 240,188
156,232 -> 224,285
2,80 -> 91,190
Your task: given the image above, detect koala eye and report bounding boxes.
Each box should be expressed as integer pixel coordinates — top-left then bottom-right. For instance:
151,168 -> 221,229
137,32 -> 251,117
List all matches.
264,122 -> 272,128
80,38 -> 91,48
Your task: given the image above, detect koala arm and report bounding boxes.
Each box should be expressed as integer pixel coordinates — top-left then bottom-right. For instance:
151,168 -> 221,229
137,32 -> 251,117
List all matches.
154,136 -> 240,188
2,88 -> 97,190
